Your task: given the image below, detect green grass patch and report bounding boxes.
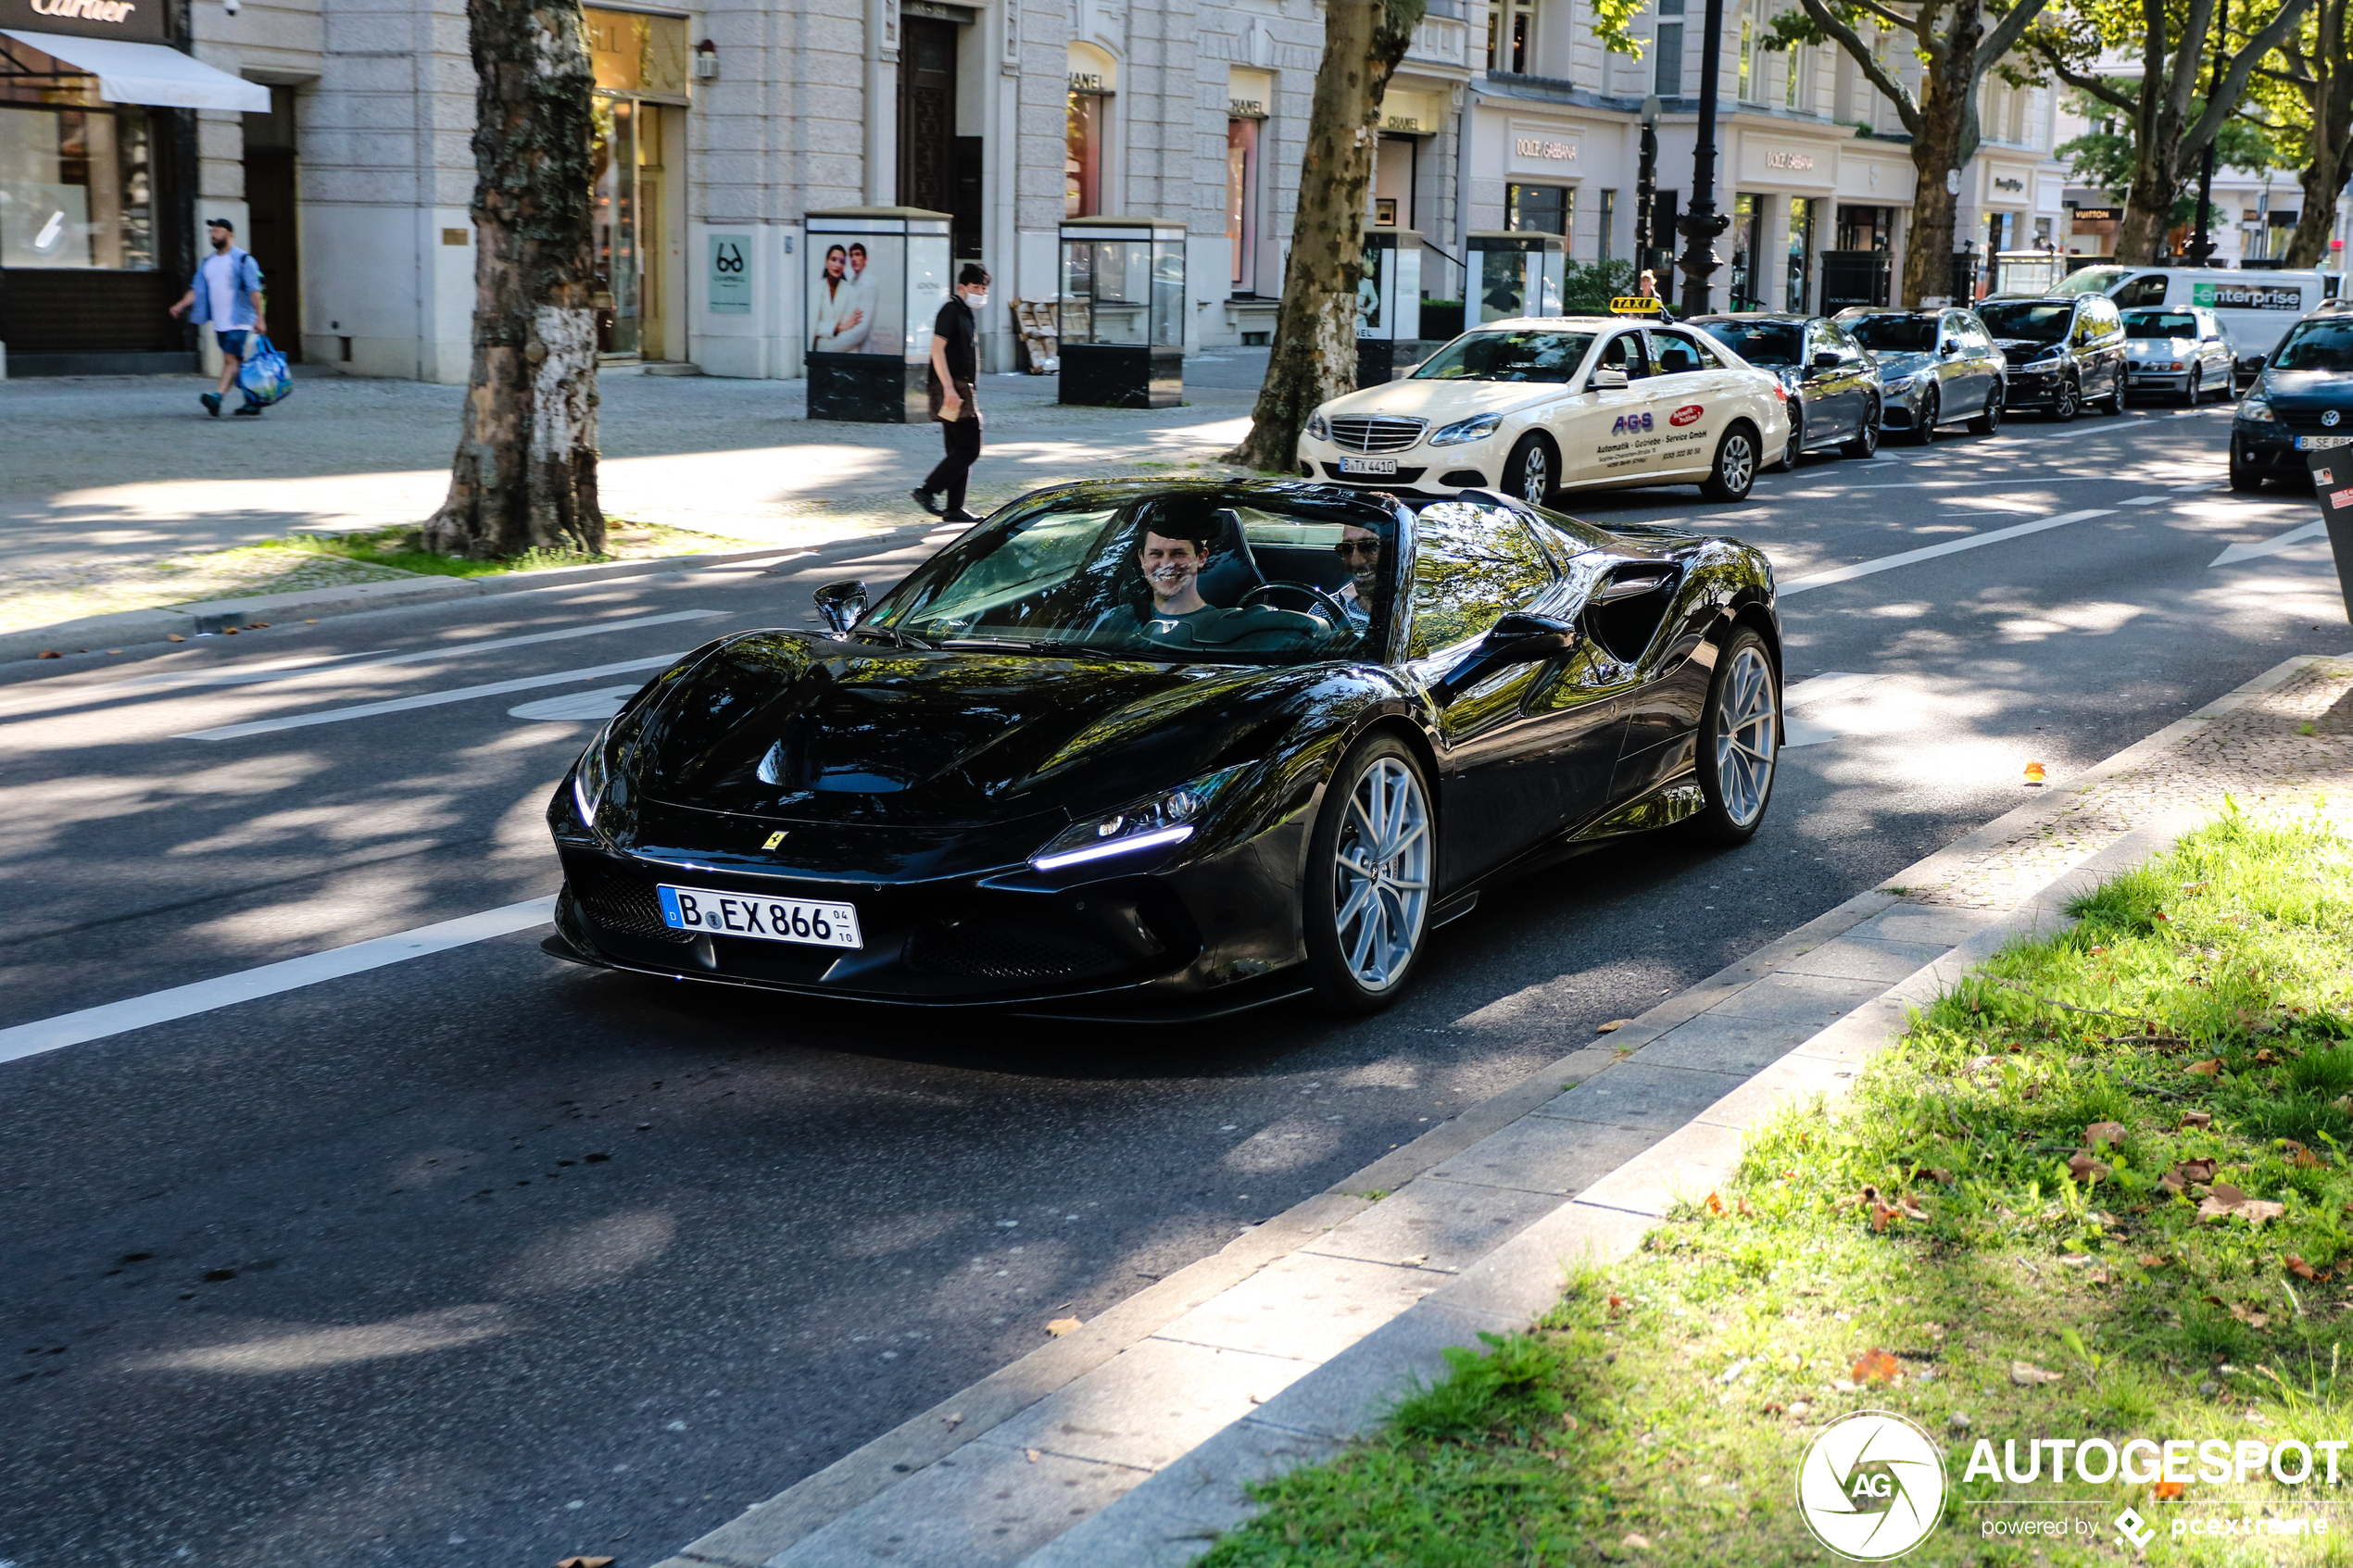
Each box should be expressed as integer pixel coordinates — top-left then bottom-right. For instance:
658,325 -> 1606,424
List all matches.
1203,805 -> 2353,1566
238,518 -> 734,579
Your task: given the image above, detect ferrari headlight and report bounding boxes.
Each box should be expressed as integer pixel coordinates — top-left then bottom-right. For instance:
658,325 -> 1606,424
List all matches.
1305,411 -> 1330,441
1429,412 -> 1503,447
573,720 -> 614,826
1030,763 -> 1255,871
2238,395 -> 2275,423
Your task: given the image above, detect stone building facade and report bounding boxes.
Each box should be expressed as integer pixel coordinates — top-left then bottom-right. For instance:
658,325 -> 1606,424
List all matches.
0,0 -> 2072,382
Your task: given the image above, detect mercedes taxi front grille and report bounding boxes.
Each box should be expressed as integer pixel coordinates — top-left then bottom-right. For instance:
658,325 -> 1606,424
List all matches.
1327,416 -> 1428,453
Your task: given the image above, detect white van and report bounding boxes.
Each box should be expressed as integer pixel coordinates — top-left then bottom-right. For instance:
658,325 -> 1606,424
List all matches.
2049,266 -> 2339,377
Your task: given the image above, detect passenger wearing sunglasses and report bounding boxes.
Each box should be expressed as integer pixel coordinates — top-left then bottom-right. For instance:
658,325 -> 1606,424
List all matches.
1333,524 -> 1382,628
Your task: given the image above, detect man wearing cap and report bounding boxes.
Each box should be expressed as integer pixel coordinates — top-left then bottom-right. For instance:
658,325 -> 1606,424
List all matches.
169,218 -> 269,417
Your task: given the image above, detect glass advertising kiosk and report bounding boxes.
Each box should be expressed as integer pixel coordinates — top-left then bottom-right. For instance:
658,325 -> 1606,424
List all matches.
804,207 -> 952,421
1058,218 -> 1185,408
1356,228 -> 1427,387
1465,231 -> 1566,323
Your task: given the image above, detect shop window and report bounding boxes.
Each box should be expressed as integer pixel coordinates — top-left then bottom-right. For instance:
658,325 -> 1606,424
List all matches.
1488,0 -> 1537,74
1784,42 -> 1806,107
1227,117 -> 1259,294
1506,183 -> 1571,237
1737,7 -> 1755,100
1065,91 -> 1104,218
1729,194 -> 1759,308
1374,133 -> 1416,229
1597,189 -> 1617,261
1786,195 -> 1814,312
0,42 -> 157,271
1654,0 -> 1684,96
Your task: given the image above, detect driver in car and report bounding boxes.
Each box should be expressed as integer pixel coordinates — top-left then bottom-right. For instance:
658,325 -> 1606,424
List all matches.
1103,522 -> 1330,653
1334,523 -> 1381,628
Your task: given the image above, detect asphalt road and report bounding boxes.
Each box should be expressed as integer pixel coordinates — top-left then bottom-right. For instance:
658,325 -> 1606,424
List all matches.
4,400 -> 2347,1568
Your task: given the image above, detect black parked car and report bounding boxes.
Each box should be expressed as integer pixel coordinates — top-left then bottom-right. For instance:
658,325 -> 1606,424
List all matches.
1834,307 -> 2007,443
543,481 -> 1783,1018
2230,312 -> 2353,490
1690,312 -> 1885,465
1978,295 -> 2127,420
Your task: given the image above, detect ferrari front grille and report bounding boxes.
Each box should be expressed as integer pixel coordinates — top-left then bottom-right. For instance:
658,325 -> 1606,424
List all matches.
904,917 -> 1126,984
1327,416 -> 1428,453
570,863 -> 691,945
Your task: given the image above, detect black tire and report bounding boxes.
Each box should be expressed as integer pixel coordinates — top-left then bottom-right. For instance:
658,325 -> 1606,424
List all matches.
2229,451 -> 2264,492
1701,423 -> 1759,501
1303,733 -> 1434,1014
1690,627 -> 1780,845
2049,378 -> 2080,422
1500,433 -> 1554,507
2186,368 -> 2202,407
1907,385 -> 1939,445
1779,407 -> 1804,471
1967,382 -> 2003,435
1838,399 -> 1881,458
2105,374 -> 2128,412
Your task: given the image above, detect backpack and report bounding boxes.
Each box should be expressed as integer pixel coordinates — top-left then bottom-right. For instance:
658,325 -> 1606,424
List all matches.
237,334 -> 293,407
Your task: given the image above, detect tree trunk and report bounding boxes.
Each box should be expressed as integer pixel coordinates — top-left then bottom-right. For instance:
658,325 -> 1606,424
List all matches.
423,0 -> 604,558
1224,0 -> 1425,472
1898,2 -> 1981,307
2284,0 -> 2352,268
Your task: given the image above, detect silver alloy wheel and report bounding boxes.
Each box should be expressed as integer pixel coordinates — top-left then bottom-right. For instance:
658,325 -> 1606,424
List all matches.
1516,443 -> 1550,504
1712,646 -> 1778,828
1331,756 -> 1430,991
1718,432 -> 1755,492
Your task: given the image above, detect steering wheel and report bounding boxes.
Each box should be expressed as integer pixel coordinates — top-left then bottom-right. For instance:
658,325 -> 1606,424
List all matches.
1237,581 -> 1354,630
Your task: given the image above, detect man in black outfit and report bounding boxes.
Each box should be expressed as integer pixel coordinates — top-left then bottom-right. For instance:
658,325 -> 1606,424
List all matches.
912,263 -> 991,522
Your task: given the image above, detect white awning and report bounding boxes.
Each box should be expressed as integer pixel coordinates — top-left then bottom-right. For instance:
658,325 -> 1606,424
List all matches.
1,31 -> 270,111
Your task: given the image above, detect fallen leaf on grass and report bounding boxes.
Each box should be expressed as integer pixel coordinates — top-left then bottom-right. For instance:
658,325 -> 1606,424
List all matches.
2011,1361 -> 2063,1386
2084,1121 -> 2127,1149
1908,1165 -> 1956,1185
1853,1348 -> 1903,1385
2254,1048 -> 2281,1067
1620,1534 -> 1653,1551
2156,1479 -> 2188,1500
2068,1152 -> 2111,1183
2181,1110 -> 2214,1130
2288,1143 -> 2328,1170
2163,1158 -> 2221,1194
2227,1302 -> 2273,1330
2198,1185 -> 2287,1226
2186,1059 -> 2223,1077
1737,1196 -> 1755,1218
1046,1317 -> 1083,1336
1705,1192 -> 1726,1217
2287,1254 -> 2322,1282
2139,1254 -> 2172,1269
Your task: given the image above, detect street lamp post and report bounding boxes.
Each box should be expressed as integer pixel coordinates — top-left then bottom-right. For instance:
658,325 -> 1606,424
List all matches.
1676,0 -> 1730,313
1634,94 -> 1661,286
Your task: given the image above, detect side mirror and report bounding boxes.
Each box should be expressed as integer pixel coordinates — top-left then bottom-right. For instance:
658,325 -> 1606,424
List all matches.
1589,367 -> 1629,391
1940,339 -> 1961,356
813,579 -> 869,635
2246,354 -> 2267,372
1810,351 -> 1841,370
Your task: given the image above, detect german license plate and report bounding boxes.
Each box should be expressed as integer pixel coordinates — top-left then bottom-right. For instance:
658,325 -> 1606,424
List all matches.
2296,435 -> 2353,451
1339,457 -> 1398,475
657,884 -> 862,948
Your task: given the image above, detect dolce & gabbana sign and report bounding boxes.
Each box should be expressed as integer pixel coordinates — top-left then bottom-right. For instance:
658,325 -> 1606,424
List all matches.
1506,121 -> 1580,173
1,0 -> 167,41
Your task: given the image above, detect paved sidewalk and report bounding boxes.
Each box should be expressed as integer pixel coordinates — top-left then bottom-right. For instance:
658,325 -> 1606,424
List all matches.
648,650 -> 2353,1568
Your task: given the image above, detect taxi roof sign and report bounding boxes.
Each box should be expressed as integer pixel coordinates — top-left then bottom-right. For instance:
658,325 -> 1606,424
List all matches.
1611,295 -> 1667,314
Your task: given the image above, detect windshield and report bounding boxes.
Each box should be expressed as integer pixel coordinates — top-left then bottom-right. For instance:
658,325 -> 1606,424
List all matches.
2125,311 -> 2198,340
1979,302 -> 2074,343
1842,315 -> 1936,353
2055,266 -> 2131,295
1696,320 -> 1802,366
862,490 -> 1398,664
1414,330 -> 1597,383
2272,320 -> 2353,371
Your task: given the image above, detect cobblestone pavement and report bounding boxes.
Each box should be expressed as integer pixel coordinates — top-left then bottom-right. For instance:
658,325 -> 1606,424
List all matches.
1908,656 -> 2353,909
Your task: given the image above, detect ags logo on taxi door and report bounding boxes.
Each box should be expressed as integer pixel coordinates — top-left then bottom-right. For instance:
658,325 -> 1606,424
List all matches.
1669,405 -> 1705,426
1611,412 -> 1655,435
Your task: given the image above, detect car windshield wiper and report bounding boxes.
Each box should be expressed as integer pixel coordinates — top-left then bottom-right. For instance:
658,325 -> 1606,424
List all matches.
937,636 -> 1094,655
852,624 -> 934,650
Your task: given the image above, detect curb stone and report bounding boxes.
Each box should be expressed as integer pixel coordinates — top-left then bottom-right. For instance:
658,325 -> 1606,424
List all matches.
646,648 -> 2353,1568
0,543 -> 835,668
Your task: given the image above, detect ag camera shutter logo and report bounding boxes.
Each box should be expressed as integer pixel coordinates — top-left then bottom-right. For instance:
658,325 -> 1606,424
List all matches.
1795,1410 -> 1946,1560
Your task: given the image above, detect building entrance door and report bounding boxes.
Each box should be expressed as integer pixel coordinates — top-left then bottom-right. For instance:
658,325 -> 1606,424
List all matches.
244,85 -> 300,361
591,94 -> 642,357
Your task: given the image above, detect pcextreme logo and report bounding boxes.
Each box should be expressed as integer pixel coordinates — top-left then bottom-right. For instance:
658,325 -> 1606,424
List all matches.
1796,1411 -> 1947,1561
1670,404 -> 1705,426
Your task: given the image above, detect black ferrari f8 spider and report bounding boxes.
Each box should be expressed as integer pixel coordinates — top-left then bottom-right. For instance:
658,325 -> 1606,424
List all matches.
543,481 -> 1781,1017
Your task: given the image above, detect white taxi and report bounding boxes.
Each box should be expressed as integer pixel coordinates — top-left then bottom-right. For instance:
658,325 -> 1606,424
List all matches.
1296,308 -> 1792,506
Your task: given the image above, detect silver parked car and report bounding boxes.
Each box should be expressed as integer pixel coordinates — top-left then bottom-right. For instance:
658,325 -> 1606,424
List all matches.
1834,307 -> 2008,443
2122,305 -> 2236,405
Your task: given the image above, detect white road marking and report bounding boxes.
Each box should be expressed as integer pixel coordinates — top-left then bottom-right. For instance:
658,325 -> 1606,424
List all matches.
178,654 -> 683,741
2115,495 -> 2172,507
0,896 -> 557,1066
1782,671 -> 1885,707
1778,508 -> 2118,596
509,684 -> 642,722
2211,520 -> 2330,567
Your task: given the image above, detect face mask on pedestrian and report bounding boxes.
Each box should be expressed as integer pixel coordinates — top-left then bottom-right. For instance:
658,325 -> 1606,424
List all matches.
964,289 -> 989,308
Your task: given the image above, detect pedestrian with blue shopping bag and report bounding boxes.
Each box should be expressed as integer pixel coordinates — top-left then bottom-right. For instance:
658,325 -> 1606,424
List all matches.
169,218 -> 271,418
